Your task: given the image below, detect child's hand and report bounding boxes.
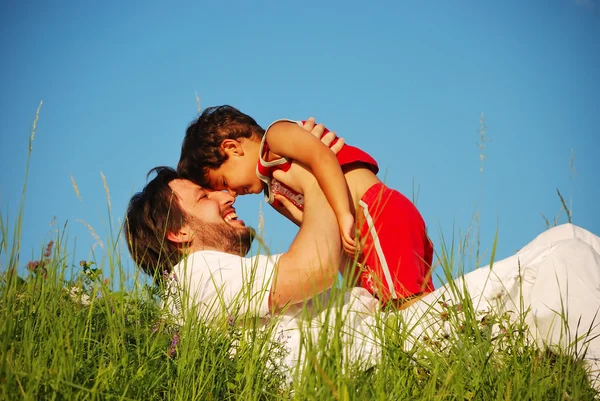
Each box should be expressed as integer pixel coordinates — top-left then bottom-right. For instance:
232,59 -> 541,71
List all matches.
339,213 -> 357,257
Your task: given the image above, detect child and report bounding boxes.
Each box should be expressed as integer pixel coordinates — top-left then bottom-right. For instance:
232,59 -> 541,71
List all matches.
177,105 -> 435,304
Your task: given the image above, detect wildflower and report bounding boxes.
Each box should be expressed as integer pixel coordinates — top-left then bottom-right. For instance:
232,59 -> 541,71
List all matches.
228,315 -> 235,327
169,332 -> 180,358
44,241 -> 54,258
66,286 -> 91,306
27,260 -> 48,279
80,260 -> 87,268
27,261 -> 40,272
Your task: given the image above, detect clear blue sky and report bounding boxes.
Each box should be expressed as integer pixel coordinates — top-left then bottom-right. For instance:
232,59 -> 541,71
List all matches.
1,0 -> 598,285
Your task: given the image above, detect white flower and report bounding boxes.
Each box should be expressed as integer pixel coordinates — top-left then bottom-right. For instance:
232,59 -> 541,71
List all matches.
65,286 -> 91,306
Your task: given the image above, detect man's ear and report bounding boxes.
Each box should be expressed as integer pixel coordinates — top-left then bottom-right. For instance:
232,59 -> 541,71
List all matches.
167,225 -> 192,244
220,139 -> 244,157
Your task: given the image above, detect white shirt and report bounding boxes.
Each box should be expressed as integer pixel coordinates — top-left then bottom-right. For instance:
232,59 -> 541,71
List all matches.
164,224 -> 600,387
165,250 -> 277,321
164,248 -> 382,373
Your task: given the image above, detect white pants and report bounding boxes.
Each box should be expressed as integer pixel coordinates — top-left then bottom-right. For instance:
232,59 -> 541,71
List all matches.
276,224 -> 600,388
399,223 -> 600,387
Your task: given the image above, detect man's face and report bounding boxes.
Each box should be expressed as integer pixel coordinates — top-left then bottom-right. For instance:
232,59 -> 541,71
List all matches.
168,179 -> 253,254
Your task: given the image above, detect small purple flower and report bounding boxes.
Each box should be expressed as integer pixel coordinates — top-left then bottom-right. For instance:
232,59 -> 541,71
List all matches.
228,315 -> 235,327
169,332 -> 180,358
27,261 -> 40,272
162,270 -> 169,281
44,241 -> 54,258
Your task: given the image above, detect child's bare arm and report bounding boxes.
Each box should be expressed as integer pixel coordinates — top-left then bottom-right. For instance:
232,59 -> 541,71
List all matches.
266,121 -> 357,254
272,123 -> 346,228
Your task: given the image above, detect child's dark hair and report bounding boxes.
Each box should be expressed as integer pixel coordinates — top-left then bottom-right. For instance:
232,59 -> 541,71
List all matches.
177,105 -> 265,186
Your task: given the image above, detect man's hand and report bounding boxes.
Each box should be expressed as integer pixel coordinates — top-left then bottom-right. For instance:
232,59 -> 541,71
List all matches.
302,117 -> 345,153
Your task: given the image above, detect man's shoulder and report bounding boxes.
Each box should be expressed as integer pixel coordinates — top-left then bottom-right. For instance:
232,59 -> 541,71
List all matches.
173,250 -> 240,270
173,250 -> 281,272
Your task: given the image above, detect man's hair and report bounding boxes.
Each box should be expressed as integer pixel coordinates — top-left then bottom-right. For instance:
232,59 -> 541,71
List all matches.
125,166 -> 186,281
177,105 -> 265,187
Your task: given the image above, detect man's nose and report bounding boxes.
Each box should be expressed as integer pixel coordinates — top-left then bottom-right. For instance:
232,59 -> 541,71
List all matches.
227,188 -> 237,197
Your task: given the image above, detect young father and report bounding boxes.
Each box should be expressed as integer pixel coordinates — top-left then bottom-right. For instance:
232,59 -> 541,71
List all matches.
126,122 -> 353,313
125,123 -> 383,371
125,120 -> 600,387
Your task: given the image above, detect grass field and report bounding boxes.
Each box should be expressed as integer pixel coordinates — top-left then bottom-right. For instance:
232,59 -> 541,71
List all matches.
1,106 -> 597,400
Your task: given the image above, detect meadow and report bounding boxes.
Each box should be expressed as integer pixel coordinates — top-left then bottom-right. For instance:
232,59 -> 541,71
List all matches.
1,107 -> 597,400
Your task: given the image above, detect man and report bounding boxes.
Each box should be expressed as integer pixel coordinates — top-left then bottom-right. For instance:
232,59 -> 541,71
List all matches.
126,161 -> 344,312
125,127 -> 600,388
125,121 -> 349,316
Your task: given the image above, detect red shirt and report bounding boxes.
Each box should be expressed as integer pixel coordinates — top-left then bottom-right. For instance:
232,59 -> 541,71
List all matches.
256,119 -> 378,209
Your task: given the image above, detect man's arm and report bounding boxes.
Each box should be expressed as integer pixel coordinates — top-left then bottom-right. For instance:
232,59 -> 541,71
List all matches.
268,163 -> 341,309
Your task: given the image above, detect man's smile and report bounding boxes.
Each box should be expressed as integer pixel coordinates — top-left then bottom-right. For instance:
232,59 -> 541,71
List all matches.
223,209 -> 244,226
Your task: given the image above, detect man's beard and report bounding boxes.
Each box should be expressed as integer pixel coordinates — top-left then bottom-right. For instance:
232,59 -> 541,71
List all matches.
186,216 -> 254,256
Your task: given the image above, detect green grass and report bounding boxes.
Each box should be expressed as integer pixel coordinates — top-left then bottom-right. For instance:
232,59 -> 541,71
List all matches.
0,106 -> 597,400
2,238 -> 597,400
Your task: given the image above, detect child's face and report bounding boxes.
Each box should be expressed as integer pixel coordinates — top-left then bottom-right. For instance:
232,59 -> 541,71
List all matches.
206,142 -> 263,196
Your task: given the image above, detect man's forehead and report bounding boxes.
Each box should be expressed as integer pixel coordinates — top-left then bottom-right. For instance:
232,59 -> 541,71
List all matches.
169,178 -> 217,199
169,179 -> 202,197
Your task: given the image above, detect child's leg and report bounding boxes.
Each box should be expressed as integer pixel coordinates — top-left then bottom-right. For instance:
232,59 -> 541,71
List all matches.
356,183 -> 434,303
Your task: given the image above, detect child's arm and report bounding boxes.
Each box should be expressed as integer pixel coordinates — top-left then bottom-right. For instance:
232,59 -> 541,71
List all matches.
266,121 -> 356,255
272,123 -> 347,228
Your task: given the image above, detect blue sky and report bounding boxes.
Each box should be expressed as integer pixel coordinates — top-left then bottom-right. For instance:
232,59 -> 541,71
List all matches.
1,0 -> 598,285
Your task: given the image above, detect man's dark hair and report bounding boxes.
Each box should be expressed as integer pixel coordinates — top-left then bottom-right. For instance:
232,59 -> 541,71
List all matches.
177,105 -> 265,187
125,166 -> 186,281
